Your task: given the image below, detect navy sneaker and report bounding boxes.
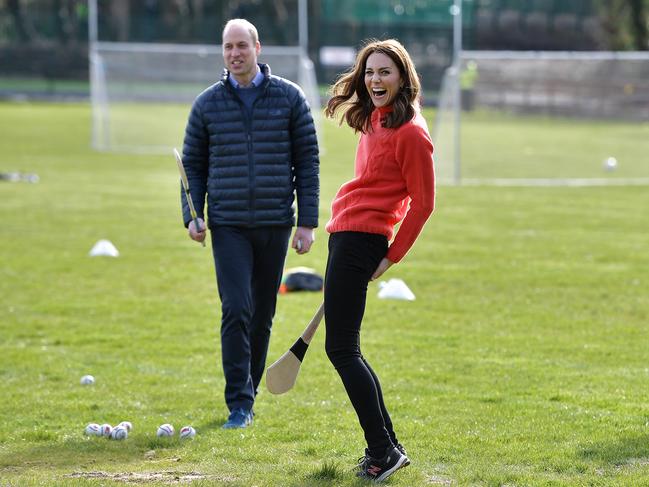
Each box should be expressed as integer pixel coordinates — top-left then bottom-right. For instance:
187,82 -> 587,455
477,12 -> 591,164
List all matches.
356,446 -> 409,482
222,408 -> 253,429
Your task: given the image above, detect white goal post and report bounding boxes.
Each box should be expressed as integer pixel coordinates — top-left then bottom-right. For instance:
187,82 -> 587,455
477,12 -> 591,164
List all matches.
88,0 -> 319,154
90,42 -> 320,153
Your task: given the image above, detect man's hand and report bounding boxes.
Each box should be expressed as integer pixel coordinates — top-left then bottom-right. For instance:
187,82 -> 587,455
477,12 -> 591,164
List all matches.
188,218 -> 207,243
292,227 -> 315,254
371,257 -> 394,281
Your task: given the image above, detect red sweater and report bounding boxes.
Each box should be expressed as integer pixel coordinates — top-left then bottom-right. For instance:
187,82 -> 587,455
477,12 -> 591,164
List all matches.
326,106 -> 435,263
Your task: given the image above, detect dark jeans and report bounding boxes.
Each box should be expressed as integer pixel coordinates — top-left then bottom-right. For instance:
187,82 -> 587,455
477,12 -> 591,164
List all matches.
211,225 -> 291,412
324,231 -> 399,456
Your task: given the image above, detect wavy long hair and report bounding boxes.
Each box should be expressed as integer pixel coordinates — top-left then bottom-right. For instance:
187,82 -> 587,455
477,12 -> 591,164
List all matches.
325,39 -> 421,133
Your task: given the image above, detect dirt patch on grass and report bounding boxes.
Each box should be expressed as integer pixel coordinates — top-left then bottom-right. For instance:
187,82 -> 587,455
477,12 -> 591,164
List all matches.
66,470 -> 237,483
427,475 -> 453,485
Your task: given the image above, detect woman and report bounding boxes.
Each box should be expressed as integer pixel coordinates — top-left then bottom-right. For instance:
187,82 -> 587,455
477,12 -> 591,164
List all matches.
323,39 -> 435,482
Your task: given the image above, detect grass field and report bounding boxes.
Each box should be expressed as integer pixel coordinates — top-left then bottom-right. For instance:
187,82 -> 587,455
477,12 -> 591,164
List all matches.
1,102 -> 648,486
434,110 -> 649,183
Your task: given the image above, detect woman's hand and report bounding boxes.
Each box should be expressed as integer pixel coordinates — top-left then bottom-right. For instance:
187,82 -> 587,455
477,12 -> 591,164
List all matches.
371,257 -> 393,281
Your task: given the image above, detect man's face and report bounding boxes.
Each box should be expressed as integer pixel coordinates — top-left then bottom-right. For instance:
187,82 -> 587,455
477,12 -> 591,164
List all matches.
222,24 -> 260,85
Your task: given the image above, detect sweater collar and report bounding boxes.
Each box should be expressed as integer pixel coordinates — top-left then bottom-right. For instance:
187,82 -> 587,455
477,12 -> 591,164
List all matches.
371,105 -> 394,125
376,105 -> 394,116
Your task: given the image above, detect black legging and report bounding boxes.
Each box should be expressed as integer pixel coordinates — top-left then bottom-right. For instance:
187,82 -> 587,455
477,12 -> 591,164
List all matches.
324,231 -> 399,457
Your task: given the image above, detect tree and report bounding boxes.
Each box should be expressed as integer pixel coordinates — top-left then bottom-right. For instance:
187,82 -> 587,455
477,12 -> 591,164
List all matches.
629,0 -> 648,49
597,0 -> 648,50
6,0 -> 31,41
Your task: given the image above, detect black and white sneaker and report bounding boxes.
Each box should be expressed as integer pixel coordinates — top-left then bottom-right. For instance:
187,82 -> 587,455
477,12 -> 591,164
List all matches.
356,446 -> 409,482
395,443 -> 410,467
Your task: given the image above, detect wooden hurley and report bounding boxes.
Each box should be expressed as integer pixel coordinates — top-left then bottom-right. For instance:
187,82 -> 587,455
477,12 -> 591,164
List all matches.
265,301 -> 324,394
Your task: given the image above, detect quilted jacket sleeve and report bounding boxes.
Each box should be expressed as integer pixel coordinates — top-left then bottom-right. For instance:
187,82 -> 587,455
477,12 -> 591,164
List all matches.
288,86 -> 320,228
180,92 -> 210,228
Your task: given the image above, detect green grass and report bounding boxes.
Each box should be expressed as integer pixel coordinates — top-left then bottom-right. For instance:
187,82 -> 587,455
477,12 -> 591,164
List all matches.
435,109 -> 649,181
0,77 -> 90,95
460,110 -> 649,179
1,102 -> 649,486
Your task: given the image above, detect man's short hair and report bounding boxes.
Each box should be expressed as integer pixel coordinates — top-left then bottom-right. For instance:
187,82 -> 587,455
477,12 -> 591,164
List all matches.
223,18 -> 259,45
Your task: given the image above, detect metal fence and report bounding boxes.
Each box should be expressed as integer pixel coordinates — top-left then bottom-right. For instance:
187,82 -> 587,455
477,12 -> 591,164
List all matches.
0,0 -> 609,99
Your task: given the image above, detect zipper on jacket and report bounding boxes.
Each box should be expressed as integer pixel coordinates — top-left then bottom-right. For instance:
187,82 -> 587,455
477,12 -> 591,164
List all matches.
231,90 -> 255,226
246,131 -> 254,225
245,86 -> 268,226
227,71 -> 270,226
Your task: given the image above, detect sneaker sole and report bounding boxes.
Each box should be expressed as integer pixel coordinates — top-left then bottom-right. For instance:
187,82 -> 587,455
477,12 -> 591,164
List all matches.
221,419 -> 253,429
375,455 -> 409,482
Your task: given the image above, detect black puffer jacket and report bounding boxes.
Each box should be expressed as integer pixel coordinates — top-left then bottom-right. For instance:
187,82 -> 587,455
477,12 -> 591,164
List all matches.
181,64 -> 319,229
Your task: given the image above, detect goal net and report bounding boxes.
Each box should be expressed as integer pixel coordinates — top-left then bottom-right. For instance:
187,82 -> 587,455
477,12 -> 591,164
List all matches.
433,51 -> 649,185
90,42 -> 320,153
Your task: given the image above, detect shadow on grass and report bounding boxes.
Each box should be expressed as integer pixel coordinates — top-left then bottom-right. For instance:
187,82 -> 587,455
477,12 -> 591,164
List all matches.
285,461 -> 377,487
0,413 -> 230,471
0,434 -> 189,472
578,433 -> 649,465
194,417 -> 227,432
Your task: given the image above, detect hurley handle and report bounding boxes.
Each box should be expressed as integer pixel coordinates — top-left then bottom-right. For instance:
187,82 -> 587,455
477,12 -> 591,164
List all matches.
301,301 -> 324,345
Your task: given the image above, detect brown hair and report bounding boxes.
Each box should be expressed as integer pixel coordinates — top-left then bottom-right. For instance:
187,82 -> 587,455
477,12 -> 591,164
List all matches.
325,39 -> 421,133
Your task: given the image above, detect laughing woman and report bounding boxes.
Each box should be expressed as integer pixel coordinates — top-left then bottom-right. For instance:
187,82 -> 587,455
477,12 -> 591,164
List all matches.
323,39 -> 435,482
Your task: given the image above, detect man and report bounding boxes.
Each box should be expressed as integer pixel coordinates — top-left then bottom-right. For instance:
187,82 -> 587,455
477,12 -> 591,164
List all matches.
179,18 -> 319,429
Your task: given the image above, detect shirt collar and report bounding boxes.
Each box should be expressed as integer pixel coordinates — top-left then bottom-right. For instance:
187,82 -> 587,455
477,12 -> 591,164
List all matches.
228,65 -> 264,89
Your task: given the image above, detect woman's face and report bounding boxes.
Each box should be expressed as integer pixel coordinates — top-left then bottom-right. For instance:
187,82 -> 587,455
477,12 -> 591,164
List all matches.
364,52 -> 402,108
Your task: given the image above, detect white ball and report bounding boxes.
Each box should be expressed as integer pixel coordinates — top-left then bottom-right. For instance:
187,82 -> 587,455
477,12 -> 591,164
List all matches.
179,426 -> 196,439
110,426 -> 128,440
604,156 -> 618,171
156,423 -> 174,437
117,421 -> 132,432
84,423 -> 102,436
80,375 -> 95,385
99,424 -> 113,437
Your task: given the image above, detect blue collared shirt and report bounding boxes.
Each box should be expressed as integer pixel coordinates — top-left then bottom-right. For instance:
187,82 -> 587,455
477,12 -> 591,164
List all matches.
228,67 -> 264,89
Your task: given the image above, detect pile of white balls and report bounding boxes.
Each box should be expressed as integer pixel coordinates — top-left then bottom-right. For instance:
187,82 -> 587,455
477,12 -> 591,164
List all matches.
80,375 -> 196,441
83,421 -> 196,440
85,421 -> 132,440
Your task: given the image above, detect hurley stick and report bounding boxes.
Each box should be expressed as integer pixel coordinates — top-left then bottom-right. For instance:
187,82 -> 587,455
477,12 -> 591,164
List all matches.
174,148 -> 205,247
